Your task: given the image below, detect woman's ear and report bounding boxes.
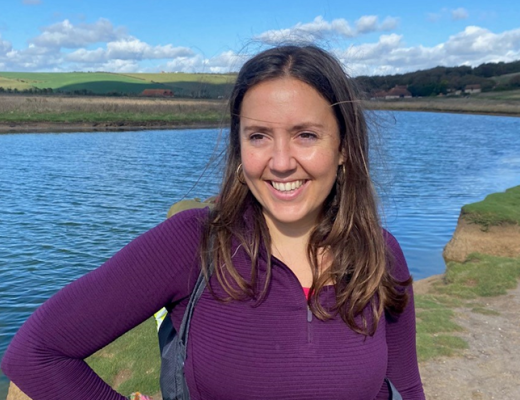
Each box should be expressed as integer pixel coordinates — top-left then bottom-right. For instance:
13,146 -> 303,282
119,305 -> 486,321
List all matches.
338,153 -> 345,166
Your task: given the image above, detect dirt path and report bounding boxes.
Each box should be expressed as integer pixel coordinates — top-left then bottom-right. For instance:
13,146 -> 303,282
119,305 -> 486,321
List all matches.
418,282 -> 520,399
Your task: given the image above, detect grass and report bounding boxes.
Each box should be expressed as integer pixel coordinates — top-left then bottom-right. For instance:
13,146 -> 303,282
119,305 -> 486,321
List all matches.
0,95 -> 228,125
461,185 -> 520,227
415,252 -> 520,361
491,72 -> 520,85
0,76 -> 34,90
365,95 -> 520,116
0,72 -> 236,98
86,318 -> 161,396
438,253 -> 520,298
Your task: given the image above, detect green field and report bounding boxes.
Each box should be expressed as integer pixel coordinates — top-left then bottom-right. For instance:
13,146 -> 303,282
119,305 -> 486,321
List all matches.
461,185 -> 520,227
0,71 -> 236,98
491,71 -> 520,85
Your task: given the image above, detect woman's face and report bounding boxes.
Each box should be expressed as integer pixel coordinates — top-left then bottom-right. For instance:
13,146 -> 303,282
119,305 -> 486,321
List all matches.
239,77 -> 343,232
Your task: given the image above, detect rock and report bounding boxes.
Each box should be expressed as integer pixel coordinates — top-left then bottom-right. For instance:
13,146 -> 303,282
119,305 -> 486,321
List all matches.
6,383 -> 31,400
443,217 -> 520,263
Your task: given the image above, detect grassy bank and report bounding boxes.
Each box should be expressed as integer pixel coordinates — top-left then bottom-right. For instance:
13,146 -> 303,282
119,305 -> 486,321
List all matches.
415,253 -> 520,361
461,185 -> 520,227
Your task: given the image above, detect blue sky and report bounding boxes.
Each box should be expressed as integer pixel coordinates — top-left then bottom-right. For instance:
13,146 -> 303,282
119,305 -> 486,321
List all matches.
1,0 -> 520,75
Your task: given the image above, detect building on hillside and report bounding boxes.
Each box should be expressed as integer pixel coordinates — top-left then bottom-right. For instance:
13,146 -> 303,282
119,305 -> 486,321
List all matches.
464,84 -> 481,94
141,89 -> 174,97
385,85 -> 412,99
370,91 -> 388,100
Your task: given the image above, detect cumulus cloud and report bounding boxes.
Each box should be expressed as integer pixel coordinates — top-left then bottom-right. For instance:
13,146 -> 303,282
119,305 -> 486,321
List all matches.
161,50 -> 248,73
451,8 -> 469,21
0,34 -> 13,54
337,25 -> 520,76
67,38 -> 194,63
31,18 -> 126,49
255,15 -> 398,44
0,18 -> 198,72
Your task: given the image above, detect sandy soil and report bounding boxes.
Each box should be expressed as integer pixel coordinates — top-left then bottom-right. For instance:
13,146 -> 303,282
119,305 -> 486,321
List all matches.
417,277 -> 520,400
443,219 -> 520,263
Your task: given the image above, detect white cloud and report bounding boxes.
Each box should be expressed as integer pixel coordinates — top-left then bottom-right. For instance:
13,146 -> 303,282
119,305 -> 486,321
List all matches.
0,34 -> 13,54
451,8 -> 469,21
31,18 -> 126,49
66,38 -> 194,66
161,50 -> 248,73
255,15 -> 398,44
427,13 -> 442,23
338,25 -> 520,76
356,16 -> 399,34
203,50 -> 249,73
98,59 -> 140,73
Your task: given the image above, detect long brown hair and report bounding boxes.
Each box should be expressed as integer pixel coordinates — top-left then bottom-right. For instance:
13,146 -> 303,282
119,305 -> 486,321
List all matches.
200,45 -> 411,335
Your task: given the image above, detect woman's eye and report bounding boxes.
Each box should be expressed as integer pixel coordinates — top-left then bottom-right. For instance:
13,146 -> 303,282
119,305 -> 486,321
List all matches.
249,133 -> 265,141
299,132 -> 318,140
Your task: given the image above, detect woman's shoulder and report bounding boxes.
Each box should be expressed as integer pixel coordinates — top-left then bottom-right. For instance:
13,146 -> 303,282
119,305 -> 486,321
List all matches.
160,205 -> 211,237
382,228 -> 410,281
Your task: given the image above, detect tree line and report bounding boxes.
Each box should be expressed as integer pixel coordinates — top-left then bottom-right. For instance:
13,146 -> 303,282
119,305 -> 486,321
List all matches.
355,60 -> 520,97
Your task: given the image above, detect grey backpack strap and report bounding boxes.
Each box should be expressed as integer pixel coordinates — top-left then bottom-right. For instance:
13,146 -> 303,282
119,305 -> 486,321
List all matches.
385,377 -> 403,400
160,254 -> 214,400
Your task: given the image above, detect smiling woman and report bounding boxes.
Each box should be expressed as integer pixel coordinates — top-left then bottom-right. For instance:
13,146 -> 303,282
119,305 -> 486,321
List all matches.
1,45 -> 425,400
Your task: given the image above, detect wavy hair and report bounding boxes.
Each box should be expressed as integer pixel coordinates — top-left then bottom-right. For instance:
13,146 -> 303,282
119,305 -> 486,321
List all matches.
200,44 -> 411,335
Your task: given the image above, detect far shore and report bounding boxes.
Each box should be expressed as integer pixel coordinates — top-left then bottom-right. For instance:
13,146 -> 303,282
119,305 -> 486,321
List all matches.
1,94 -> 519,134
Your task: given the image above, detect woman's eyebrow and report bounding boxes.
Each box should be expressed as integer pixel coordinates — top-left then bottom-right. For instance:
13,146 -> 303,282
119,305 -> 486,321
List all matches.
241,122 -> 326,133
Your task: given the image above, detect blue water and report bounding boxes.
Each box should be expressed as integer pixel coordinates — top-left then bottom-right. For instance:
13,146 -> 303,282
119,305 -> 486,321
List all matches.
0,112 -> 519,396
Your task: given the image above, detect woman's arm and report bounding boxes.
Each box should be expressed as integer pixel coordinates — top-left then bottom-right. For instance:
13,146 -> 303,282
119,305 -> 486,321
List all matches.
1,208 -> 207,400
377,231 -> 426,400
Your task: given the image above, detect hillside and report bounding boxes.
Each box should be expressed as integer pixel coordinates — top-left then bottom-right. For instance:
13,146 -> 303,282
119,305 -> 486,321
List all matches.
2,58 -> 520,99
0,72 -> 236,99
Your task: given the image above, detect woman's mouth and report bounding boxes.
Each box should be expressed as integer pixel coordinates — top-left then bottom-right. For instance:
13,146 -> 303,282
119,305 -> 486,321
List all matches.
270,180 -> 306,192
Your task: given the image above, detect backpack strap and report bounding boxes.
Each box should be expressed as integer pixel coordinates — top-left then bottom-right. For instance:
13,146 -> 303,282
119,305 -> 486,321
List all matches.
385,377 -> 403,400
159,238 -> 214,400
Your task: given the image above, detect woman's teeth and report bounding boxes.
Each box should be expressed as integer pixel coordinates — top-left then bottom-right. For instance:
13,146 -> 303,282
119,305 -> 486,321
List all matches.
271,180 -> 305,192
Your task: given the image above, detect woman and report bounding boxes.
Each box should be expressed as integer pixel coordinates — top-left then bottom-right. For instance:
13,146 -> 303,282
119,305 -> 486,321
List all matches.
2,45 -> 425,399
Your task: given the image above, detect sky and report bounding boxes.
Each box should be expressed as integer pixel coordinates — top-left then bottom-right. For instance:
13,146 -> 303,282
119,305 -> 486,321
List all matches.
1,0 -> 520,76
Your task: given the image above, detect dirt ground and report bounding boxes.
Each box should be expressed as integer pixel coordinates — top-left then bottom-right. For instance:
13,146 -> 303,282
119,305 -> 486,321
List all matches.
417,278 -> 520,399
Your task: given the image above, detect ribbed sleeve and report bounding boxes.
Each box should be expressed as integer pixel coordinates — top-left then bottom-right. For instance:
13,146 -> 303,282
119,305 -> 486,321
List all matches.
1,208 -> 208,400
377,231 -> 425,399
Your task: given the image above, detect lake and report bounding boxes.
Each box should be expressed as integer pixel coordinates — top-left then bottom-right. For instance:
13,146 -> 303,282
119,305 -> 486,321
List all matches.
0,111 -> 519,396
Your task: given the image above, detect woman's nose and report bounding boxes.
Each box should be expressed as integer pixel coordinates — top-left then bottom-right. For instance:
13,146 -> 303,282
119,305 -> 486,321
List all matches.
269,137 -> 296,173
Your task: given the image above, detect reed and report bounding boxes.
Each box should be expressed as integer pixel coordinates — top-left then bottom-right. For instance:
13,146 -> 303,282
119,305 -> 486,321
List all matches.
0,95 -> 229,125
365,96 -> 520,116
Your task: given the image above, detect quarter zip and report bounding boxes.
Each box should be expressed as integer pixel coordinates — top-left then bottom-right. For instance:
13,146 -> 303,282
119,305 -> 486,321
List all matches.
271,255 -> 314,344
306,304 -> 313,343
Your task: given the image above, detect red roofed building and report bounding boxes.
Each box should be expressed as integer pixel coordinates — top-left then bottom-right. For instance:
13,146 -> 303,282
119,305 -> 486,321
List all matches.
385,85 -> 412,99
141,89 -> 174,97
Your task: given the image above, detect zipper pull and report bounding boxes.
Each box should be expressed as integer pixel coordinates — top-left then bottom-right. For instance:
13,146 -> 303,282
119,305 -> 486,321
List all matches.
307,305 -> 312,322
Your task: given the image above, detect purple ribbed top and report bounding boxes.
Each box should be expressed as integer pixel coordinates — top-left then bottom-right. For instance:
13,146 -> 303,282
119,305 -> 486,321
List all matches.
1,207 -> 424,399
